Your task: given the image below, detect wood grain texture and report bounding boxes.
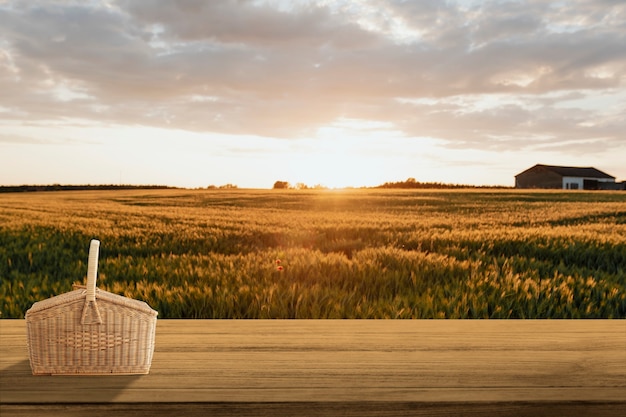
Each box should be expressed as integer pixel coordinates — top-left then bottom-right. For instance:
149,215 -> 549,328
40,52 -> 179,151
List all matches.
1,319 -> 625,416
2,403 -> 626,417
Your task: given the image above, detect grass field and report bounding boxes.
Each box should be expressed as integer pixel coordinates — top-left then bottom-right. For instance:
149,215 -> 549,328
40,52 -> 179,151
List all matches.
1,188 -> 625,319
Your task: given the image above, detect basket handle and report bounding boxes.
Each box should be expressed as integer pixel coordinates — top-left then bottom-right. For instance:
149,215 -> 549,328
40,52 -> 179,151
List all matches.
81,239 -> 102,325
86,239 -> 100,302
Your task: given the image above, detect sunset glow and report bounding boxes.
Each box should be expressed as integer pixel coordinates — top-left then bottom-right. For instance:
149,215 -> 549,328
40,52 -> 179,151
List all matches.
1,0 -> 625,188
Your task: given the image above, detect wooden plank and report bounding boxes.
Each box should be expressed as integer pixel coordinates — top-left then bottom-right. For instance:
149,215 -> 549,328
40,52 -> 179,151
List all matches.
1,320 -> 625,414
2,402 -> 626,417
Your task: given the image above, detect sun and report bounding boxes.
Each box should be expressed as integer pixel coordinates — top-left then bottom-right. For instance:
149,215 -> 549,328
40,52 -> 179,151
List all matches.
279,119 -> 411,189
282,139 -> 386,189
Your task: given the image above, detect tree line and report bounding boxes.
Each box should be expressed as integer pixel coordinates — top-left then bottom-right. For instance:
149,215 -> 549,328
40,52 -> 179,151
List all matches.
273,178 -> 510,190
0,184 -> 177,193
376,178 -> 509,189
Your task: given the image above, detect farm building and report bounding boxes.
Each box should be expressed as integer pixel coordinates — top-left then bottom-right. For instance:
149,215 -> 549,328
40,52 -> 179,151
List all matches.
515,164 -> 619,190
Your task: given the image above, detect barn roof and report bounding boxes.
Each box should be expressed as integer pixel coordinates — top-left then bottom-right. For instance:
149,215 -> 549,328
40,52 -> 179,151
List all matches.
516,164 -> 615,179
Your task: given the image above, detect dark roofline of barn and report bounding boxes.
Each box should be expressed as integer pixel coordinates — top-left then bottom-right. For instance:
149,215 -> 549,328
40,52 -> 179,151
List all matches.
515,164 -> 615,179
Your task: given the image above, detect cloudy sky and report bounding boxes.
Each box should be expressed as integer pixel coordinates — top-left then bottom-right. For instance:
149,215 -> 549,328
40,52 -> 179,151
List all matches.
1,0 -> 625,188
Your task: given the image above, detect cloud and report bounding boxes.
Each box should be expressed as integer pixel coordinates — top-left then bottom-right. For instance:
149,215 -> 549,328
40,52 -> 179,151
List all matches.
0,133 -> 51,144
0,132 -> 97,145
0,0 -> 624,151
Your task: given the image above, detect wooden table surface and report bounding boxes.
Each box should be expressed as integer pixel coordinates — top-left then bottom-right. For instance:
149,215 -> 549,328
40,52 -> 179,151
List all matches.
1,319 -> 625,416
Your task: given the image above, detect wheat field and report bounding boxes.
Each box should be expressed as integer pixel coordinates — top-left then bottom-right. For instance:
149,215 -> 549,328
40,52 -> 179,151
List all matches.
1,188 -> 625,318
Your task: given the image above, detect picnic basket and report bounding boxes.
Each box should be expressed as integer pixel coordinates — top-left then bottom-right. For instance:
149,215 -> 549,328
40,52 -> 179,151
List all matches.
25,239 -> 158,375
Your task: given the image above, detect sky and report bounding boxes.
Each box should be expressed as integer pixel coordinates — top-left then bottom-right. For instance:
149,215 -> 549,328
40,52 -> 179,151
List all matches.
1,0 -> 625,189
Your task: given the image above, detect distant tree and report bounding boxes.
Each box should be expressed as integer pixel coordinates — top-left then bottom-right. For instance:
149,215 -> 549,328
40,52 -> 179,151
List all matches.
295,182 -> 308,190
376,178 -> 468,189
273,181 -> 290,189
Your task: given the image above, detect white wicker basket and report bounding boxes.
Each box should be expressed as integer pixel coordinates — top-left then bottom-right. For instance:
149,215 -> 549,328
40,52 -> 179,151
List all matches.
25,240 -> 158,375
